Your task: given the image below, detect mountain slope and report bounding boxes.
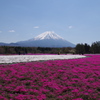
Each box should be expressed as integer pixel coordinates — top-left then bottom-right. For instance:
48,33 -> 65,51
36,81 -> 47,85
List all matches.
0,31 -> 75,47
16,31 -> 75,47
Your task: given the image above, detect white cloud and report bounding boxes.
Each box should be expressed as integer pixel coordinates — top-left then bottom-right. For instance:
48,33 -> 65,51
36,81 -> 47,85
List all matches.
8,30 -> 15,32
68,26 -> 73,29
33,26 -> 39,28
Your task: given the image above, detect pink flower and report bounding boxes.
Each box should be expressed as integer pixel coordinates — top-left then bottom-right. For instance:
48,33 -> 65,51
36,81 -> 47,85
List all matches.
72,98 -> 83,100
72,89 -> 79,93
0,54 -> 100,99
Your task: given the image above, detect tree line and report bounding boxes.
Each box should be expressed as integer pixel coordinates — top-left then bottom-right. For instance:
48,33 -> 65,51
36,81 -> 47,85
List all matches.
0,46 -> 75,55
75,41 -> 100,54
0,41 -> 100,54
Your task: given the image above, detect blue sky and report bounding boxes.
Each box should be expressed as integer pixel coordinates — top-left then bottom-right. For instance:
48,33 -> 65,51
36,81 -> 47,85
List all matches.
0,0 -> 100,45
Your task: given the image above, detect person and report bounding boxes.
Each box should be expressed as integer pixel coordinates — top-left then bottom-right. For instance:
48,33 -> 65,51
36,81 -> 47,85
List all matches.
18,52 -> 20,55
58,52 -> 60,55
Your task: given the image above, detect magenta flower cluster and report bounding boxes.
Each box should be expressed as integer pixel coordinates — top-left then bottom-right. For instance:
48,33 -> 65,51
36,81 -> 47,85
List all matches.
0,55 -> 100,100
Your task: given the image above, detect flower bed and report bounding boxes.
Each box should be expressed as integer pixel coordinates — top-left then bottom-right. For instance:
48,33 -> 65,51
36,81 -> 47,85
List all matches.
0,55 -> 86,64
0,55 -> 100,100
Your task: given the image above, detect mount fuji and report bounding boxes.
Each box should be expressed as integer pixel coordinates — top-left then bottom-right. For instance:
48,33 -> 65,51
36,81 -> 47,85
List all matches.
0,31 -> 75,47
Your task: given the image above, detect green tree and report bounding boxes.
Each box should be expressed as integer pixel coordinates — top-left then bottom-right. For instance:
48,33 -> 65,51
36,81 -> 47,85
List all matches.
90,41 -> 100,53
75,43 -> 85,54
84,43 -> 90,53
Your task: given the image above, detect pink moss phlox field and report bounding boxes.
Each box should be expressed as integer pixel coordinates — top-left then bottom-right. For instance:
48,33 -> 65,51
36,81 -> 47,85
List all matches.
0,55 -> 100,100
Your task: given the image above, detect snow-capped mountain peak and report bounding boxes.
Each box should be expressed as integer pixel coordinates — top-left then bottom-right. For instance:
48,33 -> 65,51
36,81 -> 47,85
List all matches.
34,31 -> 64,40
0,31 -> 75,47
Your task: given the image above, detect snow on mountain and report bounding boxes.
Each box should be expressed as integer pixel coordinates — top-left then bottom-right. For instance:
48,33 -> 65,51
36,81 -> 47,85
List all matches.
33,31 -> 64,40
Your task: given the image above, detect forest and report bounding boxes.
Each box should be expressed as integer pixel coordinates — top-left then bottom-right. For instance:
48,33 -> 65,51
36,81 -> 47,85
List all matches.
0,41 -> 100,54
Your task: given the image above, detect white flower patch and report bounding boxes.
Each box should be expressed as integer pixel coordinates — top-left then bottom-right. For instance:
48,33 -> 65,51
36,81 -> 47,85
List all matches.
0,55 -> 86,64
